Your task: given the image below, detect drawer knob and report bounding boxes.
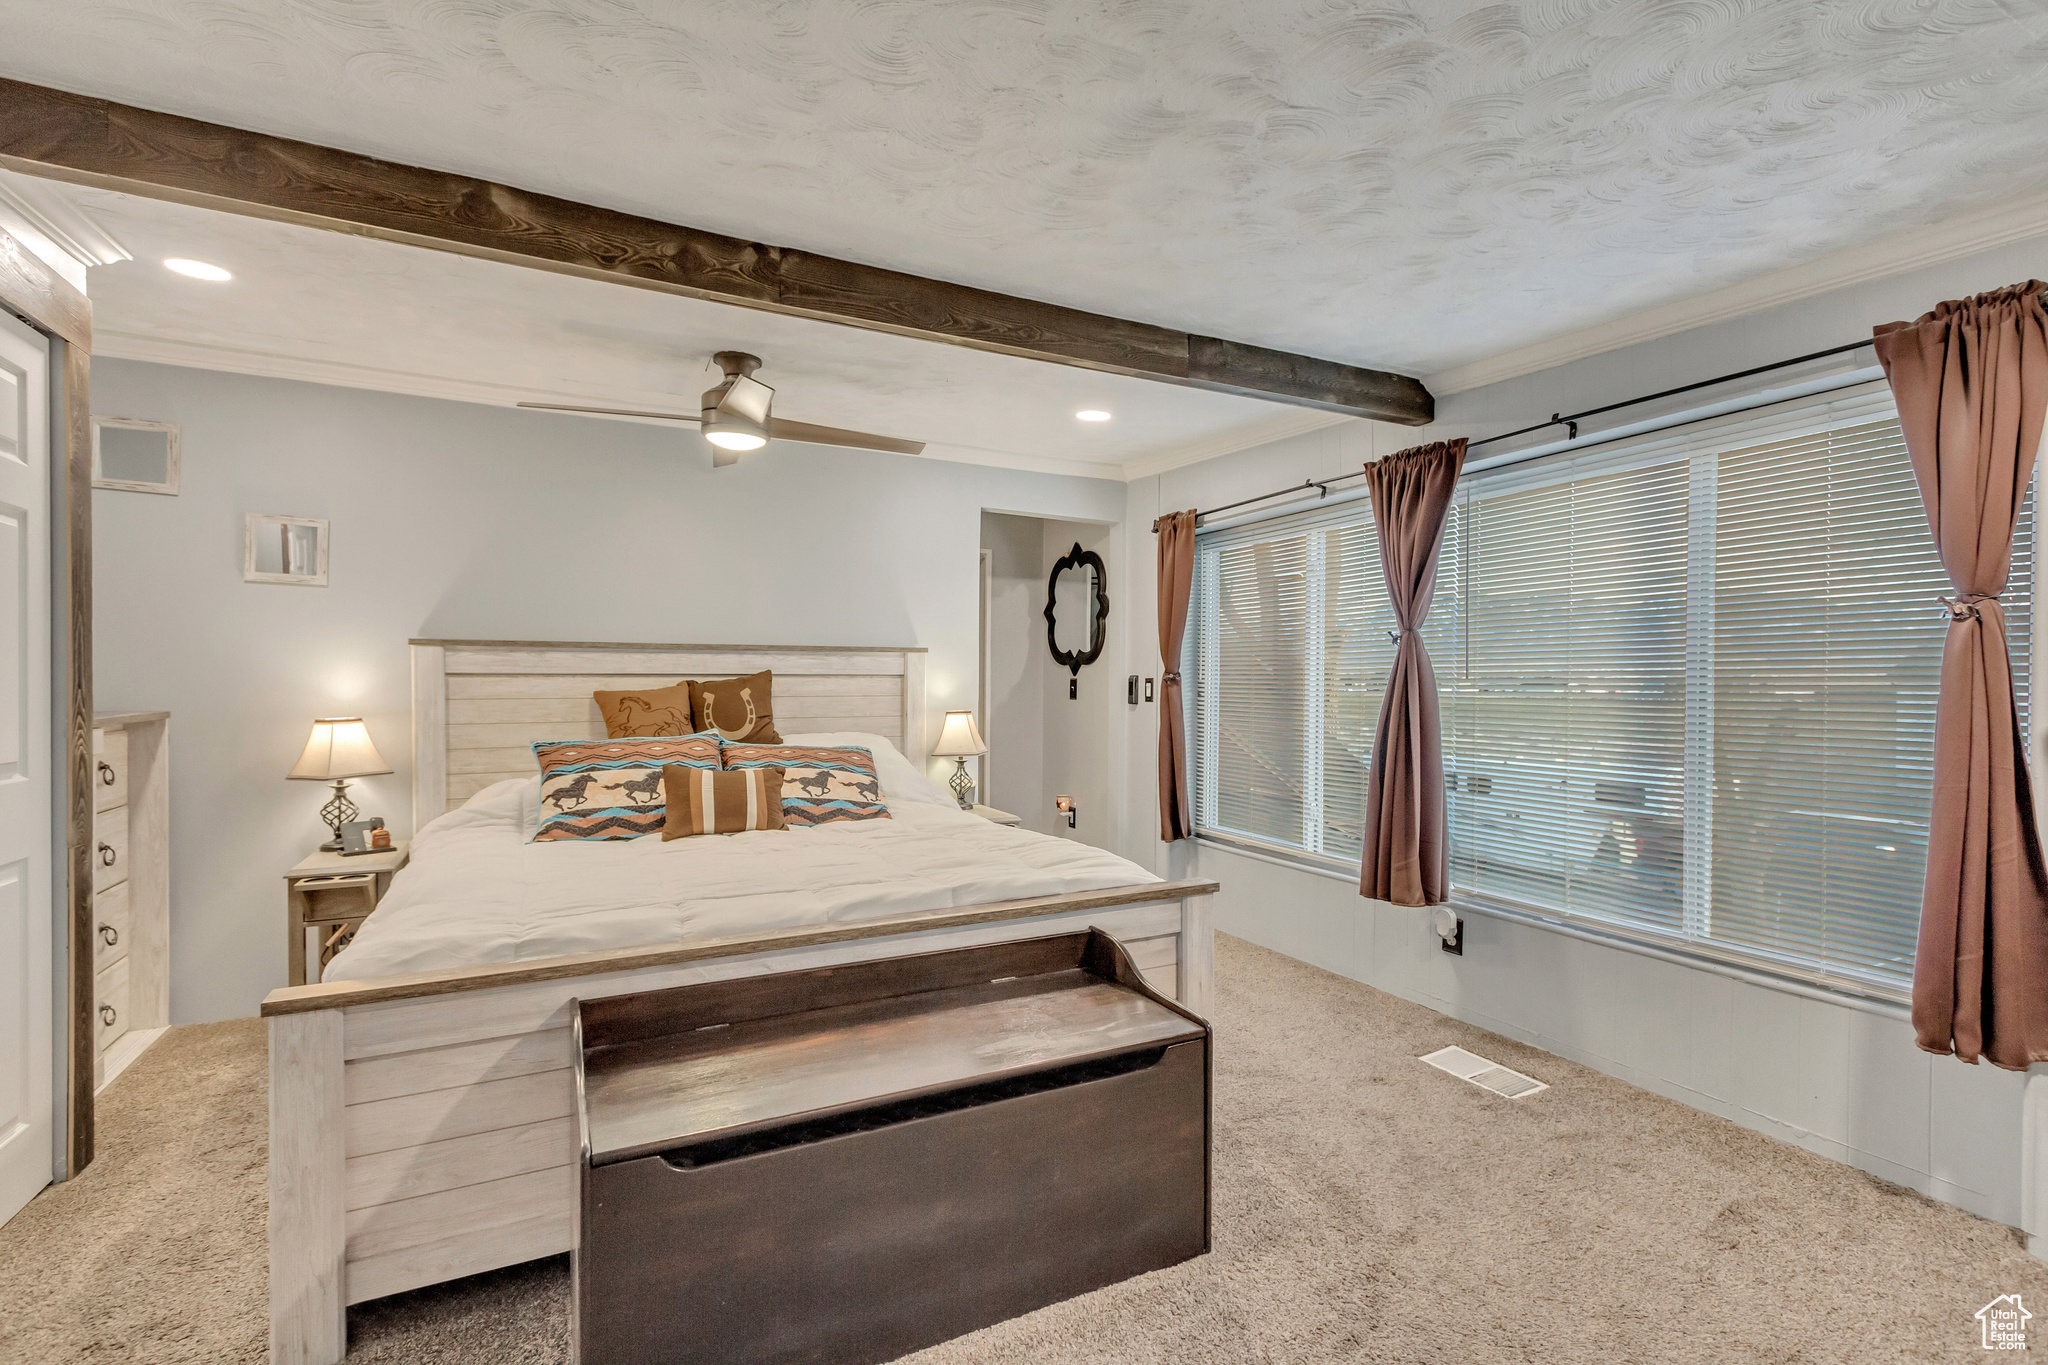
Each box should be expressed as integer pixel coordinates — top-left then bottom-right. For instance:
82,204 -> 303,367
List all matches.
98,760 -> 116,786
98,842 -> 116,867
99,1004 -> 116,1027
99,923 -> 119,947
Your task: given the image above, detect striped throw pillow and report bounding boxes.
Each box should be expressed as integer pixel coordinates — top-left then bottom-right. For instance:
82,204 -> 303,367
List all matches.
720,744 -> 891,826
660,765 -> 787,838
531,735 -> 721,841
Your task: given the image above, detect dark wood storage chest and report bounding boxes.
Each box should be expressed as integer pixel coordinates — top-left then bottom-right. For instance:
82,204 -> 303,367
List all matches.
572,928 -> 1211,1365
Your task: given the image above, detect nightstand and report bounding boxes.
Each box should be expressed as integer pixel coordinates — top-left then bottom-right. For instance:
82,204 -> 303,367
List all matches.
970,804 -> 1023,827
285,842 -> 409,986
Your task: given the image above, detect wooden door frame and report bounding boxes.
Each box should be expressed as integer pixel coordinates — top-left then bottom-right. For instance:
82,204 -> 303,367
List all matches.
0,228 -> 94,1178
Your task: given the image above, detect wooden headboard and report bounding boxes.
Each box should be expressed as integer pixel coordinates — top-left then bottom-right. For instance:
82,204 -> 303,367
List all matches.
409,640 -> 929,826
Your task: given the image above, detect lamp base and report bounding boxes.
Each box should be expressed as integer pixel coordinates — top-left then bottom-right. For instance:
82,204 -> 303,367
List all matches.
948,757 -> 976,811
319,779 -> 358,851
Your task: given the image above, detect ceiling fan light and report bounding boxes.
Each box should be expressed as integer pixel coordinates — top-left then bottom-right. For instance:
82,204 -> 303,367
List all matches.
1076,409 -> 1112,422
705,428 -> 767,452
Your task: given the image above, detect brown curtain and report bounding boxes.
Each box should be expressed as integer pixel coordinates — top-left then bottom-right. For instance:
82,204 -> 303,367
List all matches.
1874,279 -> 2048,1069
1360,439 -> 1466,906
1157,509 -> 1199,841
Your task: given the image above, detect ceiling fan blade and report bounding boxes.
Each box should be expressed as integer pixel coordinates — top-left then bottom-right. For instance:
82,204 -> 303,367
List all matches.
516,403 -> 925,457
767,418 -> 926,456
517,401 -> 700,422
710,443 -> 745,469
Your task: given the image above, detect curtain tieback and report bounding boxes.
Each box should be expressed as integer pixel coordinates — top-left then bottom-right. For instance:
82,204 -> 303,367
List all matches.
1939,593 -> 2003,622
1161,670 -> 1182,683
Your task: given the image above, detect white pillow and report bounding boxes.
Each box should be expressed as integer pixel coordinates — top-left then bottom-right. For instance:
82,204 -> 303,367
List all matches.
778,731 -> 954,807
424,775 -> 541,845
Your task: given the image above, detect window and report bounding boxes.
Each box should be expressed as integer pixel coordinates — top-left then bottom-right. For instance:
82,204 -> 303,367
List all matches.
1190,384 -> 2033,992
1192,510 -> 1398,860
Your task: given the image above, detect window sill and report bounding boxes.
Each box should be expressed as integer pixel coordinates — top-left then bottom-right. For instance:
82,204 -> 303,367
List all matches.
1190,831 -> 1911,1018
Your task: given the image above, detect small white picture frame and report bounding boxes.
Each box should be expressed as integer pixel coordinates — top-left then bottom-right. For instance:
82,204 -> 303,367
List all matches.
91,416 -> 181,494
244,513 -> 329,586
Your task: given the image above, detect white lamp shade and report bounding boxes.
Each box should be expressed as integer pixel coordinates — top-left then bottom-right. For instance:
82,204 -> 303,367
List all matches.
930,710 -> 987,758
288,717 -> 393,780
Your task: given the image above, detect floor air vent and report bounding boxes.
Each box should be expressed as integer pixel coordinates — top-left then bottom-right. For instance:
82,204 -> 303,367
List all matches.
1420,1045 -> 1549,1099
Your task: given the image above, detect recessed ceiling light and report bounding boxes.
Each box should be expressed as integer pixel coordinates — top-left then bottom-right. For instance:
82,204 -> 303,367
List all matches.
1076,409 -> 1112,422
163,258 -> 232,281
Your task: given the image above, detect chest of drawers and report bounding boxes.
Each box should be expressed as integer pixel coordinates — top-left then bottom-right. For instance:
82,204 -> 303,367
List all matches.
92,712 -> 170,1091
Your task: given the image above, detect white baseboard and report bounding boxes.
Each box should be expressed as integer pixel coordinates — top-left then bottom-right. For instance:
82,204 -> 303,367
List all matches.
95,1026 -> 168,1095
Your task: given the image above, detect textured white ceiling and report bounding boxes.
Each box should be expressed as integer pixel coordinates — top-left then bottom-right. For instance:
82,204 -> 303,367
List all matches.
54,179 -> 1314,478
5,0 -> 2047,380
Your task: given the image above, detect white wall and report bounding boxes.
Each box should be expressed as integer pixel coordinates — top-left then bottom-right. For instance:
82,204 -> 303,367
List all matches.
1116,234 -> 2048,1226
981,512 -> 1047,826
1040,518 -> 1117,852
90,358 -> 1126,1023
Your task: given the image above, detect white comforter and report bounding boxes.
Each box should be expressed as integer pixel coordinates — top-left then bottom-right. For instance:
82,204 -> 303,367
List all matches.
323,777 -> 1159,981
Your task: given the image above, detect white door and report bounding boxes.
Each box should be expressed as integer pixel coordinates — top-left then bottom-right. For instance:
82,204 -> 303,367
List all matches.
0,308 -> 53,1227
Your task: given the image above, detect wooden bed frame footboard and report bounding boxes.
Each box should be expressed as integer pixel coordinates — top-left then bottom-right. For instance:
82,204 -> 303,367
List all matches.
261,878 -> 1219,1365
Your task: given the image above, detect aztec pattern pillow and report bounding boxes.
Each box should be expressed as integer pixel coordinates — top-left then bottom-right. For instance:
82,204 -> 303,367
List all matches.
720,744 -> 890,826
661,764 -> 786,839
531,735 -> 721,841
690,670 -> 781,744
593,680 -> 695,737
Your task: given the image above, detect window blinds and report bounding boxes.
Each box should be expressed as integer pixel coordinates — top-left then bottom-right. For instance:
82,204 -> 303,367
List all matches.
1707,412 -> 2032,982
1192,502 -> 1399,857
1437,455 -> 1692,935
1190,382 -> 2034,993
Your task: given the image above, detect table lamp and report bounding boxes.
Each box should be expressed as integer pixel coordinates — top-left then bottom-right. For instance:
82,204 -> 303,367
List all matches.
289,717 -> 393,850
930,710 -> 987,811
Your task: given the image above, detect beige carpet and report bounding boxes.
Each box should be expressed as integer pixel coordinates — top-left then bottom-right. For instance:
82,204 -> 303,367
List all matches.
3,934 -> 2042,1363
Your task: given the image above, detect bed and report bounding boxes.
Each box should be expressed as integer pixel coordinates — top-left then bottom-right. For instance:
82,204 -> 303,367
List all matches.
261,640 -> 1218,1365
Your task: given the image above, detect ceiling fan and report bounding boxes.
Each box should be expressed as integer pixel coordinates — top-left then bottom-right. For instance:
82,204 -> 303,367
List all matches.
518,351 -> 925,466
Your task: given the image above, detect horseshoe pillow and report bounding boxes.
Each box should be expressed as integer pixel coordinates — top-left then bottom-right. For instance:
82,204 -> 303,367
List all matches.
689,670 -> 781,744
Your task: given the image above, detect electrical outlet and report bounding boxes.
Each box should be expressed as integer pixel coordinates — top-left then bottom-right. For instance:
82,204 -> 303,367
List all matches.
1432,906 -> 1464,955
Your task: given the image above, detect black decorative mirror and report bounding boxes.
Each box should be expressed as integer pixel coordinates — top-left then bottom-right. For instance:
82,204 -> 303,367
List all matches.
1044,543 -> 1108,688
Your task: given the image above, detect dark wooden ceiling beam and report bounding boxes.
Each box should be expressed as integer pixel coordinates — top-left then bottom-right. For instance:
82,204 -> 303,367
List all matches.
0,77 -> 1433,424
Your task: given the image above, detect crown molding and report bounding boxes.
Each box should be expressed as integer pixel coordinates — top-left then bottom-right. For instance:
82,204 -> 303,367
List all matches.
1119,406 -> 1355,481
1424,192 -> 2048,397
0,167 -> 128,269
91,330 -> 1129,481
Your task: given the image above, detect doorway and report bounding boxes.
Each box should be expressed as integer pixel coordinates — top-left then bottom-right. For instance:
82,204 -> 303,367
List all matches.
978,511 -> 1114,846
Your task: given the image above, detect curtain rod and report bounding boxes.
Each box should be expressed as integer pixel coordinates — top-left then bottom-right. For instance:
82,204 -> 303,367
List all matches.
1151,336 -> 1877,532
1464,337 -> 1875,451
1150,469 -> 1373,531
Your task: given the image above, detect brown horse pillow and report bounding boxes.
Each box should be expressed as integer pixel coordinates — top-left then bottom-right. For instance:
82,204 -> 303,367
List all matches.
690,670 -> 780,744
594,680 -> 695,737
